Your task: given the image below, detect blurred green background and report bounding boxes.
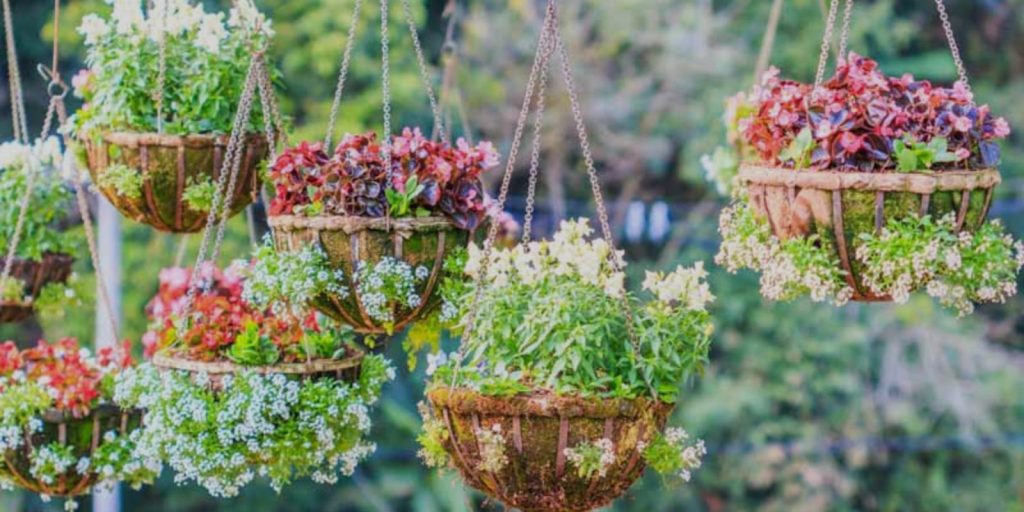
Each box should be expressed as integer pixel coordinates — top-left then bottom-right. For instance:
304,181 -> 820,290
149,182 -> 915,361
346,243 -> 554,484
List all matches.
2,0 -> 1024,510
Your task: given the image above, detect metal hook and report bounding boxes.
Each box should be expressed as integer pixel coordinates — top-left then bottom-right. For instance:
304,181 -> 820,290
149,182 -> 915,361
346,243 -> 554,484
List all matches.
37,64 -> 68,99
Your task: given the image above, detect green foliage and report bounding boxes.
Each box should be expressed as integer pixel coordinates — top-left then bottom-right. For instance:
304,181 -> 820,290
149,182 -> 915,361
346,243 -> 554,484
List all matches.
0,138 -> 77,261
182,176 -> 217,212
226,320 -> 280,366
435,220 -> 714,403
893,136 -> 959,172
385,175 -> 428,217
0,277 -> 25,302
95,163 -> 143,201
778,127 -> 816,169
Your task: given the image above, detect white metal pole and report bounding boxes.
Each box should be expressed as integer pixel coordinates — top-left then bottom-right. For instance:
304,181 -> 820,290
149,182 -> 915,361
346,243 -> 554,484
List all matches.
92,199 -> 122,512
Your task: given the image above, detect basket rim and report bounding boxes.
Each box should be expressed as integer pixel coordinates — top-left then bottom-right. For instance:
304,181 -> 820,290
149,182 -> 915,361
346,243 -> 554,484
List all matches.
426,387 -> 672,419
269,214 -> 456,233
151,350 -> 364,375
738,163 -> 1001,193
84,131 -> 269,148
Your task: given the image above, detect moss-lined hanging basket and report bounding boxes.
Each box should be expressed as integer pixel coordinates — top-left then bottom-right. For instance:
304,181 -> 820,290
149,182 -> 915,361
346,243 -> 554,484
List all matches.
269,215 -> 468,336
738,164 -> 1001,301
427,388 -> 673,512
0,405 -> 141,498
151,350 -> 365,385
81,132 -> 267,234
0,253 -> 73,323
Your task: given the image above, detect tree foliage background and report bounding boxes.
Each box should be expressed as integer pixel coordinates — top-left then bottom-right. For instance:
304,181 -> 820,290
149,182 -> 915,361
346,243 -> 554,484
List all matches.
2,0 -> 1023,510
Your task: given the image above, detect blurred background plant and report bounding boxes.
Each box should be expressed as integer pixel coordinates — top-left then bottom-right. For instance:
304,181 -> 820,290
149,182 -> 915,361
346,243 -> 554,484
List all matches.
2,0 -> 1023,510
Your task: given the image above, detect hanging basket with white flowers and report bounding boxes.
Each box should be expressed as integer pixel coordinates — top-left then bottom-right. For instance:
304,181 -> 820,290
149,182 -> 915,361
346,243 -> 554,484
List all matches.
120,262 -> 393,497
419,4 -> 712,511
71,0 -> 274,233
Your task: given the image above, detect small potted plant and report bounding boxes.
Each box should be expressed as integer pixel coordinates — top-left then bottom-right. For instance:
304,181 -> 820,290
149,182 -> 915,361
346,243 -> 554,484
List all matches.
0,137 -> 78,323
0,338 -> 159,511
717,54 -> 1023,314
419,219 -> 712,511
118,258 -> 393,497
70,0 -> 274,233
267,128 -> 498,336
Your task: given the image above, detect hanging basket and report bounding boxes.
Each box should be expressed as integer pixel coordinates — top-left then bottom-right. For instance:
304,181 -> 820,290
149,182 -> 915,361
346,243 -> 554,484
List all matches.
151,350 -> 365,384
427,388 -> 673,512
81,132 -> 267,234
0,405 -> 141,498
739,164 -> 1001,301
268,215 -> 469,336
0,253 -> 74,323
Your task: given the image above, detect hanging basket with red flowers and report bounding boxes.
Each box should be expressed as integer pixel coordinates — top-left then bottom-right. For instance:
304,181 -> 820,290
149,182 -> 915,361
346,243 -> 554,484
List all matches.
0,338 -> 158,510
120,262 -> 393,498
716,0 -> 1023,314
267,130 -> 497,336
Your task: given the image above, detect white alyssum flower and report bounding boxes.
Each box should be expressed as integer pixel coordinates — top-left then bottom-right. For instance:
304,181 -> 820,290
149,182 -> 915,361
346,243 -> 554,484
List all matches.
474,423 -> 508,473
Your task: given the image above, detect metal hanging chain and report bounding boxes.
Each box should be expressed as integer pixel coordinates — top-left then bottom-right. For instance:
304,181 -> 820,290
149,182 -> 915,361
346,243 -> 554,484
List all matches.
178,55 -> 261,319
934,0 -> 971,93
451,1 -> 558,382
837,0 -> 854,63
256,54 -> 285,161
436,0 -> 461,143
520,17 -> 556,245
380,0 -> 394,188
400,0 -> 449,146
814,0 -> 840,88
2,0 -> 27,142
153,0 -> 169,133
551,15 -> 641,350
324,0 -> 364,149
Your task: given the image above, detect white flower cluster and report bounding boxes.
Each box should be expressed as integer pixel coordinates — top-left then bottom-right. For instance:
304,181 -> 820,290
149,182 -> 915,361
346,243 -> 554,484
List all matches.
355,257 -> 429,325
243,243 -> 348,318
642,262 -> 715,311
474,423 -> 509,473
857,215 -> 1024,316
29,444 -> 76,485
114,358 -> 392,497
0,137 -> 62,174
661,427 -> 707,482
716,202 -> 854,306
564,438 -> 616,479
79,0 -> 271,52
465,218 -> 627,297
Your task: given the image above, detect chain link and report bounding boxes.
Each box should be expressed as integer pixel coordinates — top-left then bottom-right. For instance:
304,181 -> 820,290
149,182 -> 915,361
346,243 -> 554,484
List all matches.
401,0 -> 449,146
178,55 -> 261,319
520,17 -> 556,244
551,18 -> 640,350
814,0 -> 840,88
837,0 -> 854,63
380,0 -> 394,189
257,57 -> 284,162
450,1 -> 558,383
2,0 -> 27,142
325,0 -> 364,149
934,0 -> 971,93
153,0 -> 169,133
